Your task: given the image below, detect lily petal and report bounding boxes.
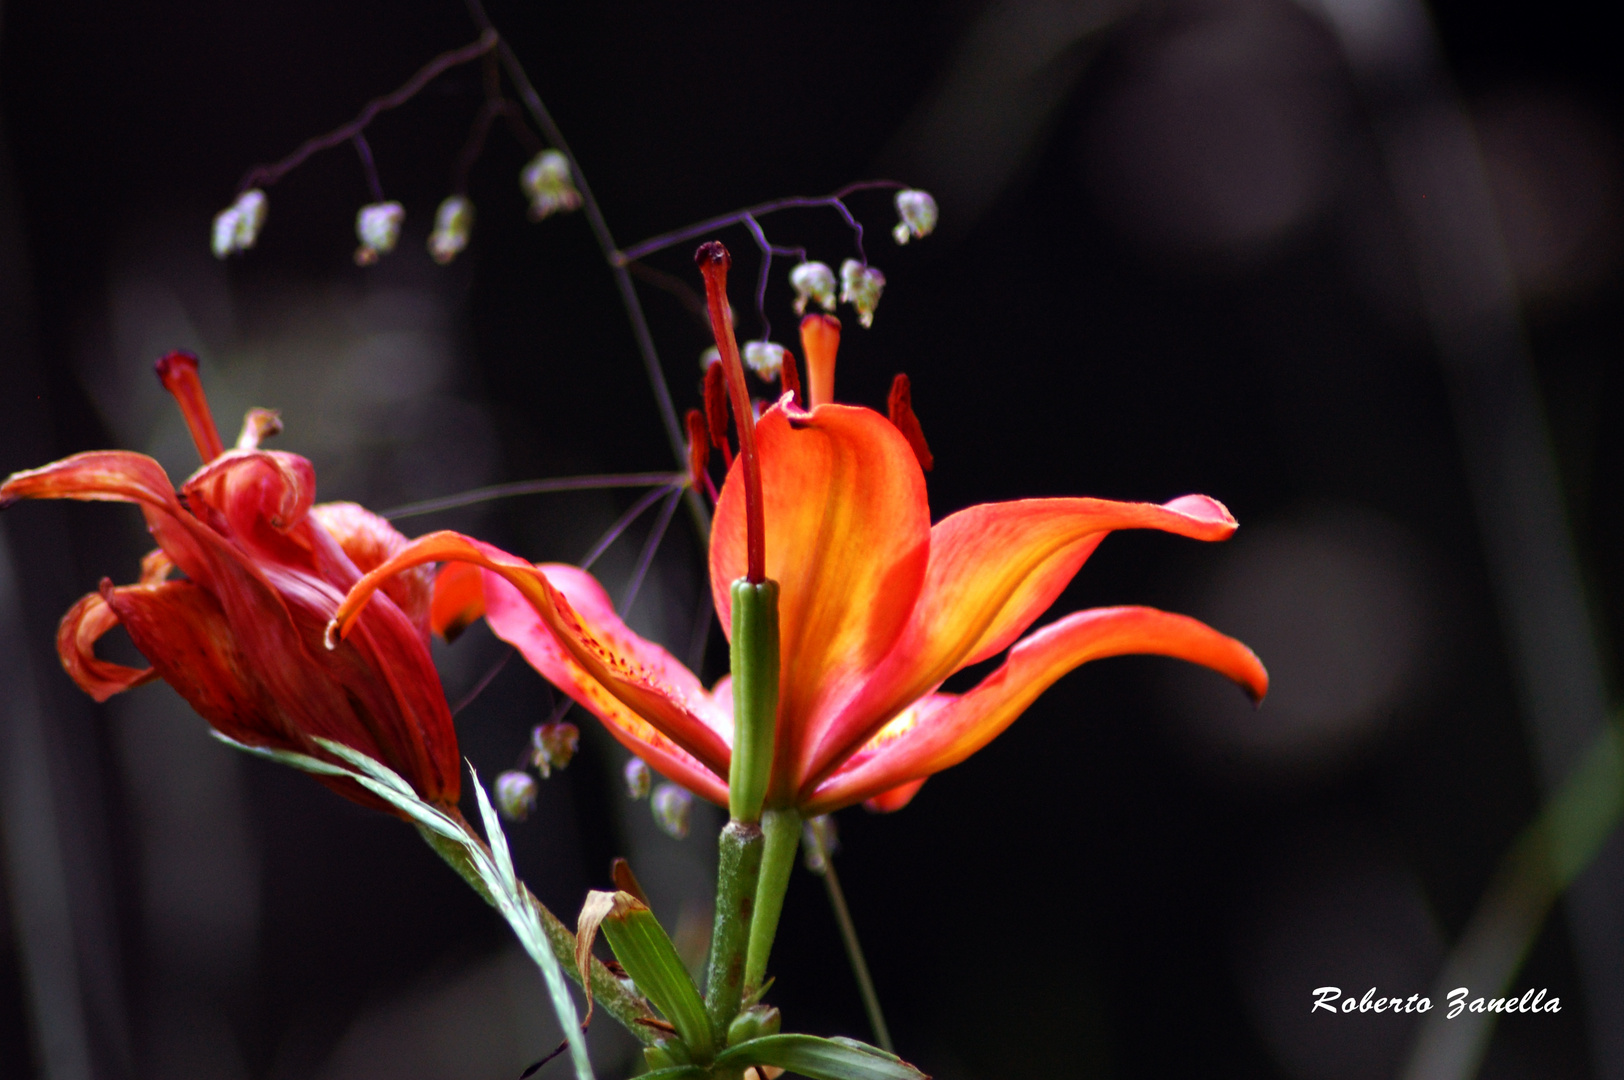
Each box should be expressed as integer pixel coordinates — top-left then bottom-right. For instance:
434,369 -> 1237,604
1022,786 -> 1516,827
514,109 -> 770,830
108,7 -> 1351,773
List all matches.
806,494 -> 1239,785
710,403 -> 930,801
331,531 -> 733,783
482,562 -> 731,805
431,561 -> 487,641
803,605 -> 1267,813
863,778 -> 927,813
56,588 -> 157,702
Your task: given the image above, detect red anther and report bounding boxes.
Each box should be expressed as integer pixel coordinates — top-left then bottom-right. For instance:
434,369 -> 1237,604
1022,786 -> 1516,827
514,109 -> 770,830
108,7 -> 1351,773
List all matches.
695,240 -> 765,584
887,373 -> 934,473
799,314 -> 841,408
685,408 -> 711,493
780,351 -> 803,408
154,351 -> 226,463
703,360 -> 734,467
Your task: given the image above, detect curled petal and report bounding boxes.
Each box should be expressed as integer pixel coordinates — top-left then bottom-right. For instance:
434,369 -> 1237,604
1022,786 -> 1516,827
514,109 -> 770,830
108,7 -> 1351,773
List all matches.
56,588 -> 157,702
430,560 -> 487,642
804,605 -> 1267,813
331,531 -> 732,782
808,494 -> 1240,784
1,450 -> 181,514
711,403 -> 930,801
863,778 -> 926,813
312,502 -> 433,635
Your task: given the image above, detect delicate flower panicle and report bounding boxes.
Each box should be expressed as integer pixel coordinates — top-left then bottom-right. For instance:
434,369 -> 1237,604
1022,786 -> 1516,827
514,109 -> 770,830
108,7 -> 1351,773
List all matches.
212,189 -> 268,259
624,757 -> 653,799
521,149 -> 582,221
790,261 -> 838,316
428,195 -> 474,264
891,189 -> 938,245
651,783 -> 693,839
530,720 -> 580,778
354,201 -> 405,266
840,260 -> 886,328
495,770 -> 539,822
743,341 -> 788,381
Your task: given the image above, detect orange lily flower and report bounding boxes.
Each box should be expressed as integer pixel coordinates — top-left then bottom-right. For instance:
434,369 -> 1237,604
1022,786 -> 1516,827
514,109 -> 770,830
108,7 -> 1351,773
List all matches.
333,322 -> 1265,816
0,353 -> 460,812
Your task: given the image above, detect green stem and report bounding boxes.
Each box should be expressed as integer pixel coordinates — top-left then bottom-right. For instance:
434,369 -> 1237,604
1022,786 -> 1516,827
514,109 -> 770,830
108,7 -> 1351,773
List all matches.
728,580 -> 780,823
743,808 -> 801,996
417,824 -> 661,1043
811,829 -> 894,1054
705,820 -> 764,1038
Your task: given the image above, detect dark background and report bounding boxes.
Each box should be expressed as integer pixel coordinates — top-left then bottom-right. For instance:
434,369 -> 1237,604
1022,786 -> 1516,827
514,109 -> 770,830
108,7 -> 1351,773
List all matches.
1,0 -> 1620,1077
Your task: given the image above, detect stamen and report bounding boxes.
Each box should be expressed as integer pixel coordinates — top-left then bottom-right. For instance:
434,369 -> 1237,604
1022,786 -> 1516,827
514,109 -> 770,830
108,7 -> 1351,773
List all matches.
696,241 -> 765,584
703,360 -> 734,467
799,314 -> 841,409
780,352 -> 802,409
236,407 -> 283,451
887,374 -> 934,472
154,351 -> 226,463
685,408 -> 711,492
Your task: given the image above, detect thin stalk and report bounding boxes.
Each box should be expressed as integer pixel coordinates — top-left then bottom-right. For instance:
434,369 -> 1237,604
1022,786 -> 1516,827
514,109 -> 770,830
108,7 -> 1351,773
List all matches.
462,0 -> 712,542
705,821 -> 765,1039
382,470 -> 681,520
808,827 -> 894,1054
743,809 -> 800,996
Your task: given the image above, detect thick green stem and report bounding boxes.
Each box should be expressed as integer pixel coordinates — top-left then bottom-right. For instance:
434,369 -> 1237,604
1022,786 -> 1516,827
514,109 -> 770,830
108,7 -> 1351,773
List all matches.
417,824 -> 661,1043
743,808 -> 801,995
728,579 -> 779,823
705,821 -> 765,1038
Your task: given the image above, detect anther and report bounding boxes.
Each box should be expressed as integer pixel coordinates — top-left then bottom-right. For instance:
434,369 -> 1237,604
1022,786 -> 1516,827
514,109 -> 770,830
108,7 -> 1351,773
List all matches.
799,314 -> 841,409
685,408 -> 710,492
703,361 -> 734,467
887,373 -> 934,472
154,351 -> 226,463
236,407 -> 283,451
780,352 -> 802,409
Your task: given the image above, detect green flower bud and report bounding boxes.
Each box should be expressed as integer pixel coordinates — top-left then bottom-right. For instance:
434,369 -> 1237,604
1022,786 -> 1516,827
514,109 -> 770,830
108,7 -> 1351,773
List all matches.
727,1003 -> 783,1047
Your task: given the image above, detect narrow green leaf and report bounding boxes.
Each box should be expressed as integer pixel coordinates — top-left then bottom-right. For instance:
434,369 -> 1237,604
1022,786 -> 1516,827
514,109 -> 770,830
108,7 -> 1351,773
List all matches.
715,1034 -> 929,1080
600,895 -> 715,1062
470,763 -> 519,898
313,737 -> 418,798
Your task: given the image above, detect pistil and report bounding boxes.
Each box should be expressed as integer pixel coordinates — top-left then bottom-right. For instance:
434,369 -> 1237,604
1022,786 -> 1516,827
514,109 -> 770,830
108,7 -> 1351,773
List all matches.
155,351 -> 226,463
695,241 -> 765,584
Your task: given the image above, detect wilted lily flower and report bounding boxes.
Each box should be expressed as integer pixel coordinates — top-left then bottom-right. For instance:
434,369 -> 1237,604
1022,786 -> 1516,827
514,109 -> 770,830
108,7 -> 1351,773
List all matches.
211,188 -> 268,259
520,149 -> 582,221
789,261 -> 837,316
354,201 -> 405,266
331,319 -> 1265,818
0,352 -> 460,813
839,259 -> 885,328
428,195 -> 474,264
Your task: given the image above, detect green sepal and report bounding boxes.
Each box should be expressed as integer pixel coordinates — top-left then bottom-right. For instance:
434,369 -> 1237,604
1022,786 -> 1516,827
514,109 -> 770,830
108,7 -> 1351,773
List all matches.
726,1004 -> 782,1047
715,1034 -> 928,1080
728,578 -> 780,823
600,896 -> 716,1062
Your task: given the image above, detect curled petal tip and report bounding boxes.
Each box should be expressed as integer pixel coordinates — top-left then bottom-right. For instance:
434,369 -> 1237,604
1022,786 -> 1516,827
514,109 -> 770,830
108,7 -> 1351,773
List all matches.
322,618 -> 342,651
1163,493 -> 1237,529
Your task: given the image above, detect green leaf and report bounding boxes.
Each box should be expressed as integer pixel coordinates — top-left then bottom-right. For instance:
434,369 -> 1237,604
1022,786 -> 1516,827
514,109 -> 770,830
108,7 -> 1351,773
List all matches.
715,1034 -> 929,1080
599,895 -> 715,1062
636,1068 -> 706,1080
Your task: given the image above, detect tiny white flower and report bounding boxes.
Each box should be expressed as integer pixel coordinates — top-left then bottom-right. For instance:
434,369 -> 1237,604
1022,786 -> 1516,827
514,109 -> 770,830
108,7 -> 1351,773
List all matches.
354,201 -> 405,266
742,341 -> 788,380
211,188 -> 268,259
651,783 -> 693,839
789,261 -> 838,315
839,259 -> 886,328
892,188 -> 938,245
427,195 -> 474,264
624,758 -> 652,800
494,771 -> 539,823
520,150 -> 582,221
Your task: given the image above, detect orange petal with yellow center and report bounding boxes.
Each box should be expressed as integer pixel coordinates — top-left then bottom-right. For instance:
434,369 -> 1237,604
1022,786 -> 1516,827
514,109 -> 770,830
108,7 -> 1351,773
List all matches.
803,605 -> 1267,813
710,403 -> 931,803
332,531 -> 732,785
805,494 -> 1239,784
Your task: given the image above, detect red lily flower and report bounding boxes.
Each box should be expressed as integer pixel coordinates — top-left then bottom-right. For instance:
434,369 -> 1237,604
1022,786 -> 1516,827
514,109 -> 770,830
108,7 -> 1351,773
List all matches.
0,353 -> 460,812
332,327 -> 1265,816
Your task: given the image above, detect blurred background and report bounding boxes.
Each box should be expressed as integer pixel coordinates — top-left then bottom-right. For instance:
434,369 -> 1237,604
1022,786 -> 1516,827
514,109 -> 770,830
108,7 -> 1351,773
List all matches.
1,0 -> 1620,1077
